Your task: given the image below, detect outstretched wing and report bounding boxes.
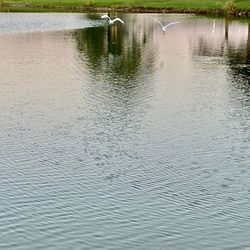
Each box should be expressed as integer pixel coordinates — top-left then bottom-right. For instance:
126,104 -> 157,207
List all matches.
153,18 -> 164,29
164,22 -> 181,29
113,18 -> 124,24
101,14 -> 111,20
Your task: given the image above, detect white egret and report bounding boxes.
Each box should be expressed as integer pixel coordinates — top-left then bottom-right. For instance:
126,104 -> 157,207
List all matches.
153,18 -> 181,32
101,14 -> 124,24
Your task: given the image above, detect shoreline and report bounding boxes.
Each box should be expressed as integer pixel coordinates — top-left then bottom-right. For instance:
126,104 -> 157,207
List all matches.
0,3 -> 250,17
1,4 -> 250,17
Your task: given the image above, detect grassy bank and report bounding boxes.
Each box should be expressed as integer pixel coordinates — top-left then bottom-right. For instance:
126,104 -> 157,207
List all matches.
1,0 -> 250,15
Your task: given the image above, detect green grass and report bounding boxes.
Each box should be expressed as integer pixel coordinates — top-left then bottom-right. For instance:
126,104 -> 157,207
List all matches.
2,0 -> 250,12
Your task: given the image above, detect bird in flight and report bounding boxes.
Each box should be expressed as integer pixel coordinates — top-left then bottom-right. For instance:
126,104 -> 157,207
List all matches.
101,15 -> 124,24
153,18 -> 181,32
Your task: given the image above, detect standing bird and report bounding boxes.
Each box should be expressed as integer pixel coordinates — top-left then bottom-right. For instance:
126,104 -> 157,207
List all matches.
101,14 -> 124,24
153,18 -> 181,32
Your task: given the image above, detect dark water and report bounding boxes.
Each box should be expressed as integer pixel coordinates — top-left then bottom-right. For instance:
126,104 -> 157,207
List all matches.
0,13 -> 250,249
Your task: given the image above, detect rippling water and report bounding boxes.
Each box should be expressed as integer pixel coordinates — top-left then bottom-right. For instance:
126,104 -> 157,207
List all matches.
0,13 -> 250,249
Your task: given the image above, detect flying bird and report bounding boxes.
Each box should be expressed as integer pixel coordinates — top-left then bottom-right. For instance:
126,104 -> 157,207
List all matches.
153,18 -> 181,32
101,14 -> 124,24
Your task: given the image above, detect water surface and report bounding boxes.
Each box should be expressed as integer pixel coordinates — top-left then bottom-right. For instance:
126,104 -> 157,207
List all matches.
0,13 -> 250,250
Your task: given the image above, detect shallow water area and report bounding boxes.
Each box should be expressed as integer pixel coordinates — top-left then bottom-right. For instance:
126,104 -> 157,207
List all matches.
0,12 -> 250,250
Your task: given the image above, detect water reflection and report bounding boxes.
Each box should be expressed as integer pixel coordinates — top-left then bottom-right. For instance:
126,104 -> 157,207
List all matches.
227,22 -> 250,86
71,14 -> 157,133
192,18 -> 250,85
74,14 -> 155,82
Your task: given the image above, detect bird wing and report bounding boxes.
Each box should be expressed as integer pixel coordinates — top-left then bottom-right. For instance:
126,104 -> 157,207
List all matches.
164,22 -> 181,29
112,18 -> 124,24
101,14 -> 111,20
153,18 -> 164,29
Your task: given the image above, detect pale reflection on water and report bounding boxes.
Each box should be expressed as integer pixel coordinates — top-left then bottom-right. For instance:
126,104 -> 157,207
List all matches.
0,13 -> 249,250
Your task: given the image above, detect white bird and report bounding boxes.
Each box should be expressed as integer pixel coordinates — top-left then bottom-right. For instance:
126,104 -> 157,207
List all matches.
153,18 -> 181,32
101,14 -> 124,24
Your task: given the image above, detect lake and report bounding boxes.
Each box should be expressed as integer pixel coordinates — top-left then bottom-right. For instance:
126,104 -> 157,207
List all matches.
0,12 -> 249,249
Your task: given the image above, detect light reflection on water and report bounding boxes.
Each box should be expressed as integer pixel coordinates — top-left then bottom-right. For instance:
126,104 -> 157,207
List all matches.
0,13 -> 249,250
0,13 -> 101,33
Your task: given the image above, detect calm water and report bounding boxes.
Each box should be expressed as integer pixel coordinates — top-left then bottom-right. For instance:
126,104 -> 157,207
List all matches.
0,13 -> 250,249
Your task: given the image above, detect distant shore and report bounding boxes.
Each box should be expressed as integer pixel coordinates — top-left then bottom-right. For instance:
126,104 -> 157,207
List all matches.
1,0 -> 250,16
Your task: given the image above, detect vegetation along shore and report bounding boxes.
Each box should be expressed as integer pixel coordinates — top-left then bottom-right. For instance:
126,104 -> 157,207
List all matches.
0,0 -> 250,16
